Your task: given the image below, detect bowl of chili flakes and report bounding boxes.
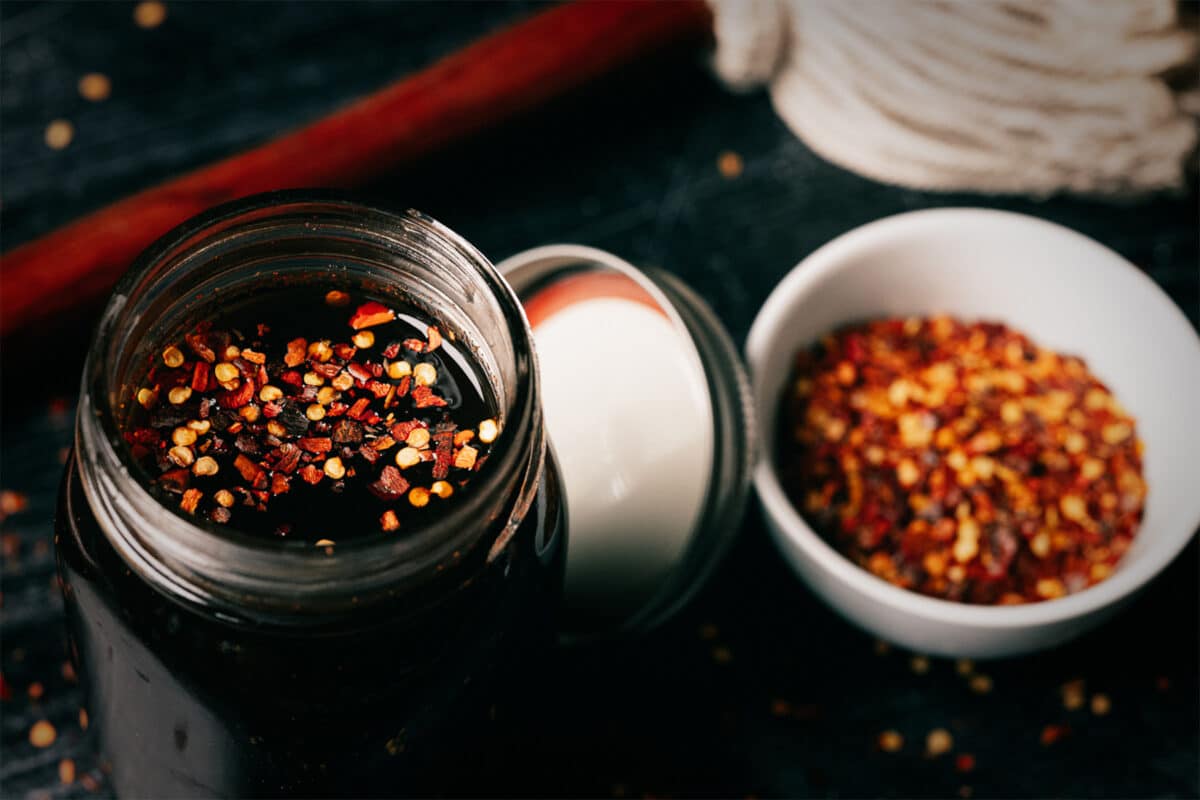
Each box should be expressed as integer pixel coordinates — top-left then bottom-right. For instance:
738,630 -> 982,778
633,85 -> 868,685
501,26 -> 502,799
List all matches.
746,208 -> 1200,658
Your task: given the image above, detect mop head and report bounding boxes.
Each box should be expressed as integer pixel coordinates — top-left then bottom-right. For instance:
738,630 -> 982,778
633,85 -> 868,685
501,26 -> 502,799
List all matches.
711,0 -> 1199,196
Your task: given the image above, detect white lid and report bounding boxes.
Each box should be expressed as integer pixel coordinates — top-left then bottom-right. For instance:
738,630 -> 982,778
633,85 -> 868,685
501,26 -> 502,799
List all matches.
495,245 -> 755,640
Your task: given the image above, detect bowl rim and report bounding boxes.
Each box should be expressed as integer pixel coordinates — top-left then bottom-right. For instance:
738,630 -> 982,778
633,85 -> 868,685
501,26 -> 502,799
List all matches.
746,207 -> 1200,629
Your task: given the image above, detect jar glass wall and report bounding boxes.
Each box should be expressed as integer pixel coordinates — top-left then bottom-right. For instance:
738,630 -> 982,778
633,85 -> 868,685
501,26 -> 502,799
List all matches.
54,193 -> 567,798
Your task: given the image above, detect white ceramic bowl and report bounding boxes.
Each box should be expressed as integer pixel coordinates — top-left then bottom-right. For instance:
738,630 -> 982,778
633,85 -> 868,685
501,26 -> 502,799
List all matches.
746,208 -> 1200,658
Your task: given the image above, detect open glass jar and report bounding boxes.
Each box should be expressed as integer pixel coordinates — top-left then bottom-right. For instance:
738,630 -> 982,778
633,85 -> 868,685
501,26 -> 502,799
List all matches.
55,194 -> 566,797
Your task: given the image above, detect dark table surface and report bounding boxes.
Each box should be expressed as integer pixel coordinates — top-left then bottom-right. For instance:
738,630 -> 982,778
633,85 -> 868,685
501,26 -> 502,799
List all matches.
2,3 -> 1198,798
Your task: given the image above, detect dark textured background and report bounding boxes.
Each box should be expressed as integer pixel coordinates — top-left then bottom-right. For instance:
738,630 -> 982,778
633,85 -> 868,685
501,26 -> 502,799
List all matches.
1,2 -> 1198,798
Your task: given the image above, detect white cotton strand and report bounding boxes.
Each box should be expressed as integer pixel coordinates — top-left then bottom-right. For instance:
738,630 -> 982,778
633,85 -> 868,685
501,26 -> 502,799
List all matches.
709,0 -> 1198,196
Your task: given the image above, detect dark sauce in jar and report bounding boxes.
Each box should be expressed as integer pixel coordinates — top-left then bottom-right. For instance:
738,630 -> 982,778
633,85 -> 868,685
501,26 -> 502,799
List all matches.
123,286 -> 502,542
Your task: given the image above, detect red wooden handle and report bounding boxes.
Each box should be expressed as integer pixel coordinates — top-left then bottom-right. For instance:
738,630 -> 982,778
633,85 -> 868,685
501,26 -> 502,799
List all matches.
0,0 -> 712,337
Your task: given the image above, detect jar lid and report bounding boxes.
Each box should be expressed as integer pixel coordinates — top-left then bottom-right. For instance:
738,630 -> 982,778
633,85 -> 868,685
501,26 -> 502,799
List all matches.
495,245 -> 755,641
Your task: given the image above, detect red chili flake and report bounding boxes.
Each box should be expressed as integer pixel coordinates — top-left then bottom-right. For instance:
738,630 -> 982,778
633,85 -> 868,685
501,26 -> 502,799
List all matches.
412,385 -> 448,409
432,424 -> 455,480
331,419 -> 364,444
180,488 -> 203,514
270,473 -> 290,496
346,398 -> 371,420
0,673 -> 12,701
327,402 -> 348,418
233,454 -> 265,484
157,469 -> 189,493
191,361 -> 211,392
369,362 -> 384,378
284,338 -> 307,368
382,342 -> 401,359
390,420 -> 423,442
184,332 -> 217,363
218,380 -> 254,409
299,464 -> 324,485
346,362 -> 372,384
297,437 -> 333,454
779,315 -> 1145,605
232,356 -> 258,379
426,325 -> 443,352
332,343 -> 357,361
402,338 -> 426,353
349,301 -> 395,330
366,379 -> 391,399
281,370 -> 303,388
955,754 -> 976,773
395,375 -> 411,398
368,465 -> 410,501
261,401 -> 282,418
274,444 -> 301,473
312,362 -> 342,379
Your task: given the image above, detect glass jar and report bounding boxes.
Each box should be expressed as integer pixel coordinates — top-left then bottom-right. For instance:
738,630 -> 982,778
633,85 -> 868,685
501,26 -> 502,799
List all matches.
54,193 -> 567,798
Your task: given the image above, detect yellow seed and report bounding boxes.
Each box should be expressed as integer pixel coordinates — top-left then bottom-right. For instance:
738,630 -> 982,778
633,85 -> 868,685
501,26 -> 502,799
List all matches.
717,150 -> 743,179
171,427 -> 197,447
239,405 -> 260,423
167,386 -> 192,405
1102,422 -> 1132,445
331,373 -> 354,391
168,445 -> 194,467
926,728 -> 953,757
162,346 -> 185,368
133,0 -> 166,28
946,450 -> 968,471
315,538 -> 336,547
352,331 -> 375,349
896,459 -> 920,488
259,385 -> 283,403
953,536 -> 979,564
1000,401 -> 1023,425
240,348 -> 265,365
307,340 -> 333,362
1060,494 -> 1088,522
214,489 -> 235,508
478,419 -> 499,445
1063,432 -> 1087,454
323,457 -> 345,480
969,456 -> 995,481
44,120 -> 74,150
1036,577 -> 1066,599
406,428 -> 430,449
187,419 -> 211,434
78,72 -> 111,102
324,290 -> 350,307
193,456 -> 219,477
454,445 -> 478,470
306,404 -> 326,421
1080,458 -> 1105,482
214,363 -> 239,384
1030,532 -> 1052,558
136,388 -> 158,409
430,480 -> 454,499
303,371 -> 325,387
413,362 -> 437,387
317,386 -> 336,406
910,655 -> 930,674
395,447 -> 422,469
267,420 -> 286,437
222,345 -> 241,361
955,659 -> 974,676
1090,693 -> 1111,716
408,487 -> 431,508
387,360 -> 412,380
1062,679 -> 1086,710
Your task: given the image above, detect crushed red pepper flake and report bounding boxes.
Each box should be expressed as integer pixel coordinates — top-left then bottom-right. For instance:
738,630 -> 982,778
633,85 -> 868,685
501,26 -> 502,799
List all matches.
780,316 -> 1145,605
121,289 -> 500,542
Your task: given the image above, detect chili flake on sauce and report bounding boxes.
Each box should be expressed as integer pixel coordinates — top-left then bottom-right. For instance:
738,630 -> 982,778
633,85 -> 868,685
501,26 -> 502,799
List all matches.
779,316 -> 1145,605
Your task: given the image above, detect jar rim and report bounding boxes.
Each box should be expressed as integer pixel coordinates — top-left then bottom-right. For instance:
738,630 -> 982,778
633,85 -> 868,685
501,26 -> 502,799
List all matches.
76,191 -> 545,625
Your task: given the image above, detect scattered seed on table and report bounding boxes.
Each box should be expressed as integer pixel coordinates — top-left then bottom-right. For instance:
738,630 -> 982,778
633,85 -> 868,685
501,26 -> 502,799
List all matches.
910,655 -> 930,674
1090,693 -> 1111,716
1061,679 -> 1086,710
27,681 -> 44,700
712,646 -> 733,664
878,730 -> 904,752
955,753 -> 976,773
29,720 -> 57,748
873,640 -> 890,655
770,698 -> 791,717
699,623 -> 719,641
134,0 -> 167,28
44,120 -> 74,150
955,659 -> 974,676
717,150 -> 744,179
968,674 -> 993,694
78,72 -> 112,102
79,708 -> 89,729
1040,723 -> 1069,746
59,758 -> 76,784
926,728 -> 954,756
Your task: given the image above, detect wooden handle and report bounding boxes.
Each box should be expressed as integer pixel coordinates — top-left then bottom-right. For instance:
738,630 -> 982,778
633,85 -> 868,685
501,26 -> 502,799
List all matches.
0,0 -> 712,337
